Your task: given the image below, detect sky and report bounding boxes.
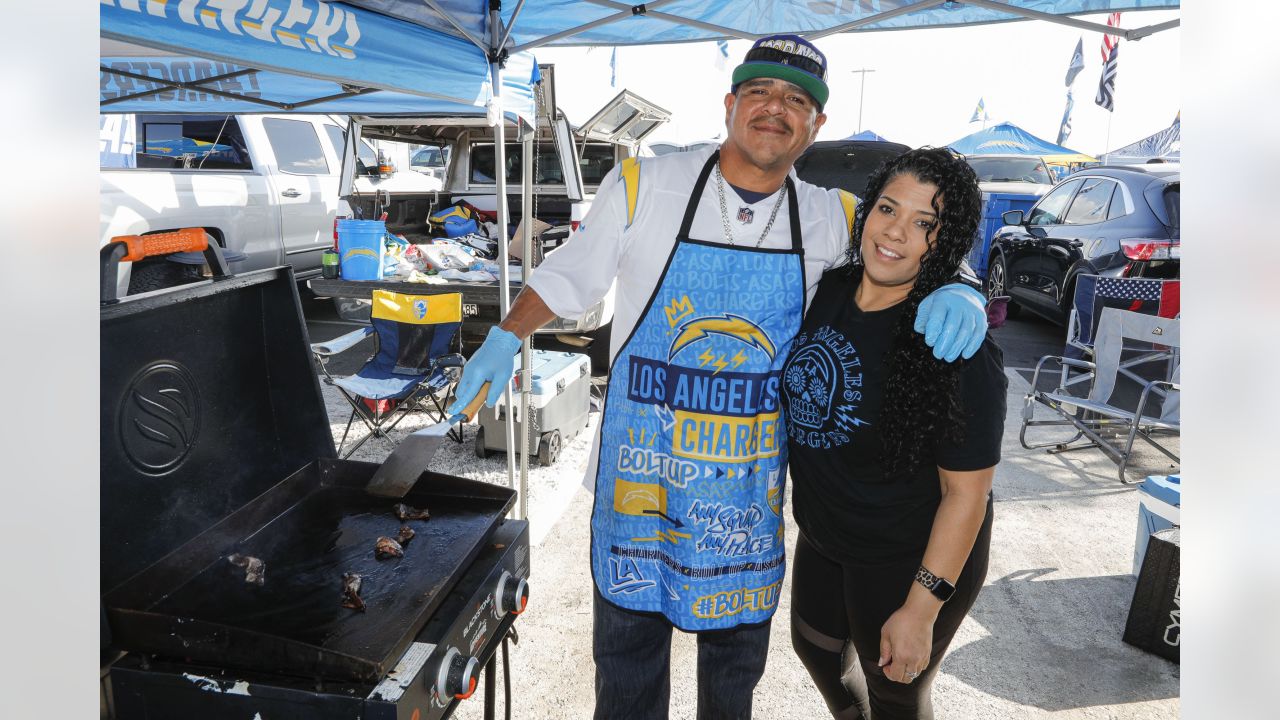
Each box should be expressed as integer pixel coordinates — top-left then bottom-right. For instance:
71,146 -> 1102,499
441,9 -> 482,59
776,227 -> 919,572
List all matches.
533,9 -> 1180,158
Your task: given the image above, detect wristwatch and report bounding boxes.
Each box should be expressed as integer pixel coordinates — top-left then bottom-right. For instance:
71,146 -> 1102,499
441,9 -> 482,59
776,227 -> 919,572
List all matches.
915,565 -> 956,603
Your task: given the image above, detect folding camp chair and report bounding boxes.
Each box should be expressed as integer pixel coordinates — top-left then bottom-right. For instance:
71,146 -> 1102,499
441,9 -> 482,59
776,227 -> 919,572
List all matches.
311,290 -> 465,458
1021,308 -> 1180,483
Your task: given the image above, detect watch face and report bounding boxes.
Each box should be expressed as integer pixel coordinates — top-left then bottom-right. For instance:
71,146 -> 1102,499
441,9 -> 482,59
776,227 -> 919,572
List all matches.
934,578 -> 957,602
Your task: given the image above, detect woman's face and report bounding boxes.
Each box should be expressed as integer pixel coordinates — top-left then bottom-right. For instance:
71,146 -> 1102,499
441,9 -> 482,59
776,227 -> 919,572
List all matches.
860,173 -> 941,290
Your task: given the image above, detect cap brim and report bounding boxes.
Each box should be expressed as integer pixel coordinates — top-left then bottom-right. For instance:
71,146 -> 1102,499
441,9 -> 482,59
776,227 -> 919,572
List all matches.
732,62 -> 829,108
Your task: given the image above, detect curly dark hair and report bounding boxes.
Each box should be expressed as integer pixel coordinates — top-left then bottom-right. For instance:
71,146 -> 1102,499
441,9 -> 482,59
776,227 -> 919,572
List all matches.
841,147 -> 983,478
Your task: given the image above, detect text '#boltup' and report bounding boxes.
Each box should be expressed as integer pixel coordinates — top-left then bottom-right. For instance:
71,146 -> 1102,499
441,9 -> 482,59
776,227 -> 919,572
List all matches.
106,0 -> 363,59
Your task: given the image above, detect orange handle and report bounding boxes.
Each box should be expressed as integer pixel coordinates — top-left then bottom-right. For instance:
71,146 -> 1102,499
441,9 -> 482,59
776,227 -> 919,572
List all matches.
458,382 -> 490,422
110,228 -> 208,262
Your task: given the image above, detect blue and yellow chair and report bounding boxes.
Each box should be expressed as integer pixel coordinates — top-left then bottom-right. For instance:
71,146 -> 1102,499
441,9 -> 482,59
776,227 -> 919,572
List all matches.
311,290 -> 465,458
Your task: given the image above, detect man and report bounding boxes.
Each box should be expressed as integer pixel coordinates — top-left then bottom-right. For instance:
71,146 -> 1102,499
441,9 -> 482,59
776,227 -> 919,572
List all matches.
449,35 -> 988,719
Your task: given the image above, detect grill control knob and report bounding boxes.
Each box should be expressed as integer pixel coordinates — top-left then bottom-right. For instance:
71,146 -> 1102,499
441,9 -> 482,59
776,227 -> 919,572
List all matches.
435,647 -> 480,700
495,571 -> 529,616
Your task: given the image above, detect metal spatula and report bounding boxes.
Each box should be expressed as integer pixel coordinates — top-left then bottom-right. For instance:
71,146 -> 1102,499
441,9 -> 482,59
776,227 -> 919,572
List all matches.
366,382 -> 490,498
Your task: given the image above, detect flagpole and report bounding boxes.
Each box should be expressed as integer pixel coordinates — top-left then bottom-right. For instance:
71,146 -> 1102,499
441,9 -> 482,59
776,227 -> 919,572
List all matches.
1104,112 -> 1113,162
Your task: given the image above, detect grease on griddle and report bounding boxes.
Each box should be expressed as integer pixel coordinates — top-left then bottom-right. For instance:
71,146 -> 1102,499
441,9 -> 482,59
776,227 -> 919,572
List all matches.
375,536 -> 404,560
341,573 -> 365,612
395,525 -> 415,546
393,503 -> 430,521
227,553 -> 265,586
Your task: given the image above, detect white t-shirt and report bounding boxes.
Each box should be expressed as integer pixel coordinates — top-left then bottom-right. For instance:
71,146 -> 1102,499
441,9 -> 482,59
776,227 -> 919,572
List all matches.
525,145 -> 857,489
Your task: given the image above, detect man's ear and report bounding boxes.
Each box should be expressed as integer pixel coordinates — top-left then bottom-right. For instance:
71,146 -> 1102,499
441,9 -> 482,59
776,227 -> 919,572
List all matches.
810,111 -> 828,142
724,91 -> 736,124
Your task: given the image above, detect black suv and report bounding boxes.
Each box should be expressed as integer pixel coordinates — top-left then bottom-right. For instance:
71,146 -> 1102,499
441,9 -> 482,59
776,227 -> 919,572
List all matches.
794,139 -> 911,198
985,166 -> 1180,324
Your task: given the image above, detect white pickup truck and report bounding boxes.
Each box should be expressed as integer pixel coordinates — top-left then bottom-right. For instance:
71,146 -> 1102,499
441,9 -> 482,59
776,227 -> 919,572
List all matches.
99,112 -> 438,296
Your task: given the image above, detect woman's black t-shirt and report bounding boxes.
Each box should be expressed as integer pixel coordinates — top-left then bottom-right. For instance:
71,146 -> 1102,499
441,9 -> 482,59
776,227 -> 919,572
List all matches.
782,269 -> 1007,566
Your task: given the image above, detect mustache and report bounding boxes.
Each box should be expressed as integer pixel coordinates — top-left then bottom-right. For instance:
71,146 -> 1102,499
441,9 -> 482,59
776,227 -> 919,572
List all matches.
750,116 -> 792,134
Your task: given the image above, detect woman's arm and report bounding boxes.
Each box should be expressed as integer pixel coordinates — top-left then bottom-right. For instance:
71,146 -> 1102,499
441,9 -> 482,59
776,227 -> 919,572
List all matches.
878,466 -> 994,683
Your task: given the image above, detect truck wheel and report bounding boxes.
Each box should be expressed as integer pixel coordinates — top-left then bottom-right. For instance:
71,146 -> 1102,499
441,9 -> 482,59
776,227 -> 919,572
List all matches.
537,430 -> 561,467
474,426 -> 492,458
984,254 -> 1021,318
127,261 -> 204,295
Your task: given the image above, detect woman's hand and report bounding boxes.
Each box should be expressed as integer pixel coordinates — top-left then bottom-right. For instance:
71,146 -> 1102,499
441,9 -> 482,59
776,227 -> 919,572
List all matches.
878,603 -> 937,684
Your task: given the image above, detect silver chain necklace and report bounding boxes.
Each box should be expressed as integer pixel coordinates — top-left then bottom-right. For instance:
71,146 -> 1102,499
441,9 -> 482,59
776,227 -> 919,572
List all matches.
714,161 -> 787,248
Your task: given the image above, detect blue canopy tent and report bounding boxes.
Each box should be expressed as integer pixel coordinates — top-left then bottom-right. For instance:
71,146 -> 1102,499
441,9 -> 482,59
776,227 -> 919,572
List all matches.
843,130 -> 893,142
1105,116 -> 1180,163
101,0 -> 1180,509
948,121 -> 1096,179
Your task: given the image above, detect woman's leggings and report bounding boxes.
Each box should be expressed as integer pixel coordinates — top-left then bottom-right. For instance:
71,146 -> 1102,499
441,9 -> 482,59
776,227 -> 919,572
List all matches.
789,508 -> 992,720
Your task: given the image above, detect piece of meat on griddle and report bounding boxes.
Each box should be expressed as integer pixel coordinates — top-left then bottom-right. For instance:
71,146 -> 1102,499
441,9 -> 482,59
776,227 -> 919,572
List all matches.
393,503 -> 430,521
395,525 -> 415,546
227,554 -> 265,586
341,573 -> 366,612
375,536 -> 404,560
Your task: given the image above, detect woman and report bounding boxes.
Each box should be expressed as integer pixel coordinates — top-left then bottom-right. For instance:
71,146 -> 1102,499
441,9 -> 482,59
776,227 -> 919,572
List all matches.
781,147 -> 1006,719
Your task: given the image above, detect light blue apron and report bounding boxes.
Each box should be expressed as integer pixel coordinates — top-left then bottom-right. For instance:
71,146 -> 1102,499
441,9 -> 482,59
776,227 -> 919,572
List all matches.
590,151 -> 806,631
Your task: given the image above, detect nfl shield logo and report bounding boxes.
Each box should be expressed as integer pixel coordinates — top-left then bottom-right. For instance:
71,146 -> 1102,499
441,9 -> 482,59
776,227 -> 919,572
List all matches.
737,206 -> 754,224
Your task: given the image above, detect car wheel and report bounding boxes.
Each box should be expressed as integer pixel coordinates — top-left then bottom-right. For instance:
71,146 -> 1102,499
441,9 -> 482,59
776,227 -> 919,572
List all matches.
127,261 -> 204,295
984,253 -> 1021,318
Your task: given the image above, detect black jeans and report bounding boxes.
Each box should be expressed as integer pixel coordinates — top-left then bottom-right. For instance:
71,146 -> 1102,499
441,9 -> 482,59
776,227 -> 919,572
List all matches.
789,504 -> 992,720
592,589 -> 772,720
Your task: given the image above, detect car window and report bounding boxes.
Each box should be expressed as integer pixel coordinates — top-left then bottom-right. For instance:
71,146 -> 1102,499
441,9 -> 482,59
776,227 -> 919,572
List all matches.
1027,179 -> 1083,226
1064,179 -> 1116,225
1163,186 -> 1180,228
412,145 -> 448,168
1106,183 -> 1128,220
263,118 -> 329,175
966,157 -> 1054,185
323,124 -> 380,172
132,114 -> 252,170
470,142 -> 615,186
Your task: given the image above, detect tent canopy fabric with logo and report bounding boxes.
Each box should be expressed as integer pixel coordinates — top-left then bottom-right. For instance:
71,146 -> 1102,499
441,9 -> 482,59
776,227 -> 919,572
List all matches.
948,121 -> 1097,166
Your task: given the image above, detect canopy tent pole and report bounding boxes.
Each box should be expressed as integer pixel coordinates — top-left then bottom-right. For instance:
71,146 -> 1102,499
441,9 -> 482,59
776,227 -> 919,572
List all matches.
583,0 -> 760,40
519,121 -> 534,523
807,1 -> 947,40
964,0 -> 1180,41
489,10 -> 520,508
511,0 -> 681,53
422,0 -> 490,53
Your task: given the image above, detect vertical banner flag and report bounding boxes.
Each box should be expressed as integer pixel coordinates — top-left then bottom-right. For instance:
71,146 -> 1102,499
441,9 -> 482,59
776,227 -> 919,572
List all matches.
1065,37 -> 1085,86
610,47 -> 618,88
970,97 -> 988,123
714,40 -> 730,71
1095,13 -> 1121,111
1057,89 -> 1075,146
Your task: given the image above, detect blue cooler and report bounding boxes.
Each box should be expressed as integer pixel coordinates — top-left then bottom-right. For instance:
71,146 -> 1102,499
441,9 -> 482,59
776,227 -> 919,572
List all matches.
966,191 -> 1038,279
337,219 -> 387,280
1133,474 -> 1180,575
475,350 -> 592,466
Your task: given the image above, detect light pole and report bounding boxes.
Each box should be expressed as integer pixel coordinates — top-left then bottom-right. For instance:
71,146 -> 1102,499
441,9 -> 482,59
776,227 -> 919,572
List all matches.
850,68 -> 876,133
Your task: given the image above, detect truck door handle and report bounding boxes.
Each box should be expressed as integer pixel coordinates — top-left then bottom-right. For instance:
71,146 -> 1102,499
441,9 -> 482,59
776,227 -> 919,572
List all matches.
281,188 -> 301,198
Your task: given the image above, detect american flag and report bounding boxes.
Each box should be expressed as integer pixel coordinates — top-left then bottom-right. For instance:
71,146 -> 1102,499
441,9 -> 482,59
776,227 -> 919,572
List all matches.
1071,274 -> 1180,352
1095,13 -> 1121,112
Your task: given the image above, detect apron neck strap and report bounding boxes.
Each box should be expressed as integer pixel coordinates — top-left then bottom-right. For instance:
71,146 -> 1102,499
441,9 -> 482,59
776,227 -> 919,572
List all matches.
677,150 -> 719,239
678,150 -> 804,253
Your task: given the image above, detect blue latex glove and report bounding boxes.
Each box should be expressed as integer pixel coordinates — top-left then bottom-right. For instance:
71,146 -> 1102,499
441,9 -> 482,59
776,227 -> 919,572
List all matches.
447,326 -> 522,413
913,283 -> 987,362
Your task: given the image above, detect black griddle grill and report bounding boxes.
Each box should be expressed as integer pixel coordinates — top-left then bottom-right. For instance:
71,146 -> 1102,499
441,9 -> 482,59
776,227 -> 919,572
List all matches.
100,261 -> 515,687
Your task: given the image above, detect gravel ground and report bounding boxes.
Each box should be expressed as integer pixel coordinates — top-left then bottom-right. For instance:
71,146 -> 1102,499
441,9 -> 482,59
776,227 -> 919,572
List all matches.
320,368 -> 1180,720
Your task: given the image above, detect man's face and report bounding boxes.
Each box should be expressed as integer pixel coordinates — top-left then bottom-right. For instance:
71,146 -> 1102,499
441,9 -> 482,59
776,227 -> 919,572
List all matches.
723,78 -> 826,173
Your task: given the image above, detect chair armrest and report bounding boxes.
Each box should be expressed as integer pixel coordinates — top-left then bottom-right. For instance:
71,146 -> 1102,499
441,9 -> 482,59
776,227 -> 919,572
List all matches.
434,353 -> 465,369
1029,355 -> 1096,393
311,327 -> 374,356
